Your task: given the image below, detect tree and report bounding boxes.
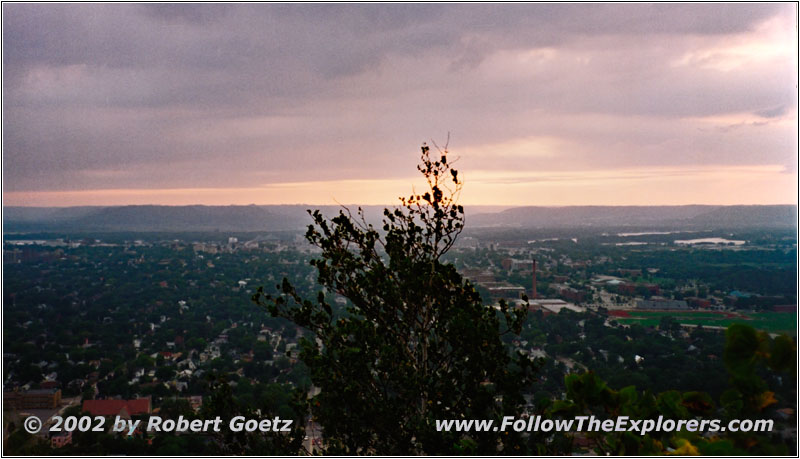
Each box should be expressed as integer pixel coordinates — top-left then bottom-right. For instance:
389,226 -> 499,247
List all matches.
253,142 -> 534,454
551,324 -> 796,456
200,374 -> 307,455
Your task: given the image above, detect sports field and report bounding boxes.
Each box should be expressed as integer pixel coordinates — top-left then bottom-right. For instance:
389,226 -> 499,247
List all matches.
611,310 -> 796,336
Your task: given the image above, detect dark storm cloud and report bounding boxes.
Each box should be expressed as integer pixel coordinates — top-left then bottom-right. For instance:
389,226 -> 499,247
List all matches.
2,3 -> 796,195
4,3 -> 782,94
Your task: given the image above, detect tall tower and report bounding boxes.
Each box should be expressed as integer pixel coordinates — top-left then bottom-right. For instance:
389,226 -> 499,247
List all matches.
531,259 -> 537,299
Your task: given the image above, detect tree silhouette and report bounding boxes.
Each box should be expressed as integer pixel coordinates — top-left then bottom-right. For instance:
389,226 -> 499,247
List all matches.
253,142 -> 534,454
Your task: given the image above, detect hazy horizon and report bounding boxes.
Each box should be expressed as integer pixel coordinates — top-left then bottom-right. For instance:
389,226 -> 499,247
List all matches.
3,4 -> 797,207
4,203 -> 798,209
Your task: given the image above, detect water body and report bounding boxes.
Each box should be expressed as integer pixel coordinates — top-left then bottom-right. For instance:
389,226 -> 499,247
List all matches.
674,238 -> 745,246
617,231 -> 676,237
527,238 -> 560,243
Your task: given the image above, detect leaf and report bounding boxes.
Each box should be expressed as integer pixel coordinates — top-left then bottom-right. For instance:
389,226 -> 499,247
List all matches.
669,438 -> 699,456
755,390 -> 777,410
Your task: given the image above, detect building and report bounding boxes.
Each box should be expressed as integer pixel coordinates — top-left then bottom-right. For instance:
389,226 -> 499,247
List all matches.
553,284 -> 587,303
501,258 -> 534,271
3,388 -> 61,410
482,282 -> 527,299
685,297 -> 712,309
461,268 -> 495,284
611,283 -> 634,294
186,395 -> 203,412
82,398 -> 151,418
529,299 -> 585,314
642,283 -> 661,295
51,431 -> 73,448
635,298 -> 689,310
192,243 -> 219,254
618,268 -> 642,278
39,380 -> 60,390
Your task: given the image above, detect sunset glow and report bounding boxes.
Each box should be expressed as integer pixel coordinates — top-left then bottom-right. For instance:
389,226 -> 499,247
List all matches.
5,165 -> 794,207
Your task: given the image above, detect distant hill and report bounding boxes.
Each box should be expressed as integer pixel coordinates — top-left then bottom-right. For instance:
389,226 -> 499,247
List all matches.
3,205 -> 306,232
3,206 -> 100,223
3,204 -> 796,233
467,205 -> 797,229
687,205 -> 798,228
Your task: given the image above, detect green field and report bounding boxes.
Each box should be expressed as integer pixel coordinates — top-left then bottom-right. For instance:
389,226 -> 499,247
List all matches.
614,310 -> 797,336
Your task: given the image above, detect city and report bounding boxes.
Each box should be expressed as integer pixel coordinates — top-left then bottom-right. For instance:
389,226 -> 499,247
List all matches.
3,215 -> 796,454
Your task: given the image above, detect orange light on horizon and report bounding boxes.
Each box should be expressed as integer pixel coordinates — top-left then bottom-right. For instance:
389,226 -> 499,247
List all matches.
3,165 -> 796,207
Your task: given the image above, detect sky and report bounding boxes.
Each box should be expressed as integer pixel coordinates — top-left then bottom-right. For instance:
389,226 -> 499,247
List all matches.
2,3 -> 797,207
